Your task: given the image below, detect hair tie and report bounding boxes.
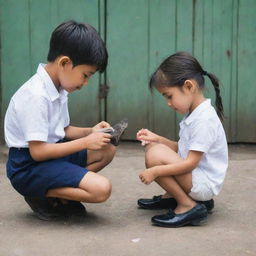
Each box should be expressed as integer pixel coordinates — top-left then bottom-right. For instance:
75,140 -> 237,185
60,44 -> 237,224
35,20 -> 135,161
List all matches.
202,70 -> 208,76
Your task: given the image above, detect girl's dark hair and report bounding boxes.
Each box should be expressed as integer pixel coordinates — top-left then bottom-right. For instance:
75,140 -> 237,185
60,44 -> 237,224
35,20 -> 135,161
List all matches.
47,20 -> 108,73
149,52 -> 224,120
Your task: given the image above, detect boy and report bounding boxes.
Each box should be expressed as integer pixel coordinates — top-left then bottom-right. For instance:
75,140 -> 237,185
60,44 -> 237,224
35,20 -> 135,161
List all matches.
4,20 -> 116,220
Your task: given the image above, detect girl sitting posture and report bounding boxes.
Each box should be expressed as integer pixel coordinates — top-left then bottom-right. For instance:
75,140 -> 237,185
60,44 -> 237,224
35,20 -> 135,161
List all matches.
136,52 -> 228,228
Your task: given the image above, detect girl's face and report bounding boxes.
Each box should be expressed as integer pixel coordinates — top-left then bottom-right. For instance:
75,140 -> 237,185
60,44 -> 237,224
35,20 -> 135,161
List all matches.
157,84 -> 195,114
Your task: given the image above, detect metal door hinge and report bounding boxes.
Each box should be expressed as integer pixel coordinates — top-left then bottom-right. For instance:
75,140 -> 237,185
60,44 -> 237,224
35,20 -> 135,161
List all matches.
98,83 -> 109,99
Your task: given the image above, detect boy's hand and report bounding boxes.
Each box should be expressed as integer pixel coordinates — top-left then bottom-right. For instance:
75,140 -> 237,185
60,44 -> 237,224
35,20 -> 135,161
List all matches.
136,129 -> 160,145
84,132 -> 111,150
92,121 -> 111,133
139,167 -> 158,185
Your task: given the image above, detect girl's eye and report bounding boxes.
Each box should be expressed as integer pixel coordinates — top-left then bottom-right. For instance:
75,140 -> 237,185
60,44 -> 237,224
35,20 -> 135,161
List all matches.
167,95 -> 172,100
84,74 -> 88,79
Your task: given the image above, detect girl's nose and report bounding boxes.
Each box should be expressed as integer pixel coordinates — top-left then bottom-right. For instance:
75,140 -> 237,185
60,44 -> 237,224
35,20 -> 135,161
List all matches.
167,101 -> 172,107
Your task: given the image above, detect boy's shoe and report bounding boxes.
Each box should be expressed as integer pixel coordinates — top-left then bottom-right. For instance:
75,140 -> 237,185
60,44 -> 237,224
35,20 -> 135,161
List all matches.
138,195 -> 177,210
110,118 -> 128,146
138,195 -> 214,213
24,197 -> 63,221
57,200 -> 87,217
151,204 -> 208,228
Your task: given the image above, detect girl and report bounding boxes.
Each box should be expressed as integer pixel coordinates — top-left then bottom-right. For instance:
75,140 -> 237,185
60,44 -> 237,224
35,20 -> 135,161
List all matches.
136,52 -> 228,227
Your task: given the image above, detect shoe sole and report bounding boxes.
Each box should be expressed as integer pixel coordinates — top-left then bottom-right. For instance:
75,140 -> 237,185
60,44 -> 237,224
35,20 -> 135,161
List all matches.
152,216 -> 208,228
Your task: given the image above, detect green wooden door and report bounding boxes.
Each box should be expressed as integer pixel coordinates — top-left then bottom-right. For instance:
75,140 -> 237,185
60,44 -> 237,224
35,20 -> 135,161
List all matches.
1,0 -> 256,142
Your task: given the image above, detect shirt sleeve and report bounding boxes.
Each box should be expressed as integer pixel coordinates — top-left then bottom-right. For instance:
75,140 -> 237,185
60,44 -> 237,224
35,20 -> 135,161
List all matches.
15,94 -> 49,142
189,120 -> 217,153
63,100 -> 70,128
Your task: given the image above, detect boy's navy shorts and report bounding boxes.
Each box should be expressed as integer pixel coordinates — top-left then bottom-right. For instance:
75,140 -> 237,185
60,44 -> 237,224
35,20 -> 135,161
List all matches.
6,147 -> 88,198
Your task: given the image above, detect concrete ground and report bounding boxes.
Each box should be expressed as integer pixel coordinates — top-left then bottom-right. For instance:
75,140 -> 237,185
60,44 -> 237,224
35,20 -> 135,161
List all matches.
0,142 -> 256,256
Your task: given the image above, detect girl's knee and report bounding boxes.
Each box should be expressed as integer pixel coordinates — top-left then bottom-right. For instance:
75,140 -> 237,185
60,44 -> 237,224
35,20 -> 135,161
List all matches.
145,144 -> 167,167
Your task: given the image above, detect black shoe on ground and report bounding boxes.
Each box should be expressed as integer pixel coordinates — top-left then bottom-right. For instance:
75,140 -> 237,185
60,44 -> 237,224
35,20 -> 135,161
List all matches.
57,200 -> 87,217
24,197 -> 63,221
138,195 -> 177,210
151,204 -> 208,228
138,195 -> 214,213
197,199 -> 214,213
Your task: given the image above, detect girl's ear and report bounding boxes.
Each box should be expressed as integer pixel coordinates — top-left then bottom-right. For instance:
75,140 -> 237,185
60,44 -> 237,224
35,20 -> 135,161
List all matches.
184,80 -> 196,93
58,56 -> 71,68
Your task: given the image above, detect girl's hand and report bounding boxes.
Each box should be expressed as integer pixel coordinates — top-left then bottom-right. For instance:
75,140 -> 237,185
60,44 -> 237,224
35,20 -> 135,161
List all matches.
92,121 -> 111,132
84,132 -> 111,150
139,167 -> 158,185
136,129 -> 160,144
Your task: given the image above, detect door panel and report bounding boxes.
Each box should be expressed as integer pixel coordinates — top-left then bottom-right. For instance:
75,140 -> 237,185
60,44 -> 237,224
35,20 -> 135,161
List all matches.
106,0 -> 150,140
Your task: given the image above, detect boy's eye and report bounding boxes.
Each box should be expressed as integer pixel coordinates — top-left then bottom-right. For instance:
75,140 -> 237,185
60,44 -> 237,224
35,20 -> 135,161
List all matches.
84,74 -> 88,79
167,95 -> 172,100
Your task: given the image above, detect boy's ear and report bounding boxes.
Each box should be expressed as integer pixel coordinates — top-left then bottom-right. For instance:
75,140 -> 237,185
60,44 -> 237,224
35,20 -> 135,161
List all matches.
58,56 -> 71,68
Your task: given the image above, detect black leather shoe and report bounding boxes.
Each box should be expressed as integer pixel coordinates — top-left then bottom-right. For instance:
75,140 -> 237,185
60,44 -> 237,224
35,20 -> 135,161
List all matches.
138,195 -> 214,213
57,200 -> 87,217
151,204 -> 208,228
197,199 -> 214,213
24,197 -> 62,221
138,195 -> 177,210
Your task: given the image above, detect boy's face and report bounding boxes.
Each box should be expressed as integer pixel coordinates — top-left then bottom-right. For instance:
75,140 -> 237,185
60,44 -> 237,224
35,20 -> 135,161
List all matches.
58,57 -> 97,92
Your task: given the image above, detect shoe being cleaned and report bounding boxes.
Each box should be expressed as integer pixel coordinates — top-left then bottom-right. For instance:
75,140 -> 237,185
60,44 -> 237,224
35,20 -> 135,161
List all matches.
98,118 -> 128,146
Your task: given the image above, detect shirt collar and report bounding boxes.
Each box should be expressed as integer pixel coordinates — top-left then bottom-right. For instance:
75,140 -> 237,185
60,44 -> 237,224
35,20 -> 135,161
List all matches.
183,99 -> 211,125
37,63 -> 68,102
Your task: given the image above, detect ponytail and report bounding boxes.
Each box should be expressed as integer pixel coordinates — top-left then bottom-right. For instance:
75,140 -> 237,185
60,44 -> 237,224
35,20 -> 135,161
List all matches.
149,52 -> 225,121
203,71 -> 224,121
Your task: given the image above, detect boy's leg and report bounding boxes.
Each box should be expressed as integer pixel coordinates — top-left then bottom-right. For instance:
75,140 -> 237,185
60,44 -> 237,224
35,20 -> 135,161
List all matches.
46,144 -> 115,209
47,171 -> 112,203
86,143 -> 116,172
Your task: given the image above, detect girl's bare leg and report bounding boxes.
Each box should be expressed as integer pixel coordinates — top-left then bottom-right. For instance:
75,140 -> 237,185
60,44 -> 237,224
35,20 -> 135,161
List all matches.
145,143 -> 196,213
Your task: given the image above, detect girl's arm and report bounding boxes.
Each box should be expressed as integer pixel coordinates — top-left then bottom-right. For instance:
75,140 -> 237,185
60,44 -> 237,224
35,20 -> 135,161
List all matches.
137,128 -> 178,152
157,136 -> 178,152
29,132 -> 111,162
64,121 -> 111,140
139,150 -> 203,184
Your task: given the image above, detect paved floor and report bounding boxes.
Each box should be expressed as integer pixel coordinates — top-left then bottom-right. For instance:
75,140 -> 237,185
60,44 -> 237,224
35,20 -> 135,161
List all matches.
0,143 -> 256,256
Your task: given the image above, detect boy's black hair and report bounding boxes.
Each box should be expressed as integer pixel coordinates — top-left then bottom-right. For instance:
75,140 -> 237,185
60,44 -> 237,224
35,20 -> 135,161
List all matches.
47,20 -> 108,73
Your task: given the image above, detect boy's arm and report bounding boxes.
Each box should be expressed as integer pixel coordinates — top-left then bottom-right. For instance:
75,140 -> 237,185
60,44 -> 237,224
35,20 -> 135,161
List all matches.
64,121 -> 111,140
29,132 -> 111,162
64,125 -> 92,140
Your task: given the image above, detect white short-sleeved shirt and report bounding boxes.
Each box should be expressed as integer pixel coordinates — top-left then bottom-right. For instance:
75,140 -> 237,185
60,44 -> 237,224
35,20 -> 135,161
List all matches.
178,99 -> 228,196
4,64 -> 70,148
